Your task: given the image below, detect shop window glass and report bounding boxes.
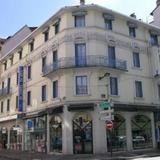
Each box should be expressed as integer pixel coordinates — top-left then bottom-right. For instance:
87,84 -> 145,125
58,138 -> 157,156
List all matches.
10,125 -> 22,151
50,116 -> 62,153
106,114 -> 126,152
132,115 -> 152,149
24,117 -> 46,152
73,113 -> 93,154
0,128 -> 8,149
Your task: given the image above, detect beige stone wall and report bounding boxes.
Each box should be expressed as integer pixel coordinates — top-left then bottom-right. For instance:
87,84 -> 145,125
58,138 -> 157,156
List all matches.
0,6 -> 158,119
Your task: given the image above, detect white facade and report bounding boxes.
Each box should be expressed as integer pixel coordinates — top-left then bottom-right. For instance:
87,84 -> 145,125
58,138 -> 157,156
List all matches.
0,3 -> 159,154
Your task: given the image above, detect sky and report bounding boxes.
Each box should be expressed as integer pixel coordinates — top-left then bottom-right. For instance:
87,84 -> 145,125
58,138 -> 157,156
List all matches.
0,0 -> 157,38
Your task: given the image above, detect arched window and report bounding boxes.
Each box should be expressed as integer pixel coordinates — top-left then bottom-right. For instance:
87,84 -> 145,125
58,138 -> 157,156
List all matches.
73,113 -> 93,154
106,114 -> 126,152
50,115 -> 62,153
132,115 -> 152,149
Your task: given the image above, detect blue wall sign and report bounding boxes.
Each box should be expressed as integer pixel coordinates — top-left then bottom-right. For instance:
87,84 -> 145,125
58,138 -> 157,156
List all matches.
18,66 -> 24,112
27,120 -> 33,129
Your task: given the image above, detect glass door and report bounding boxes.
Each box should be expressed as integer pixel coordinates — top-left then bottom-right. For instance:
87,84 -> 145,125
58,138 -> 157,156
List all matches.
108,46 -> 116,68
75,44 -> 86,66
73,114 -> 93,154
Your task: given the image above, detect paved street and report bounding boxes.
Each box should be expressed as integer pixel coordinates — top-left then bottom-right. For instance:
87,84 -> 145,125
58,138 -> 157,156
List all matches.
0,150 -> 160,160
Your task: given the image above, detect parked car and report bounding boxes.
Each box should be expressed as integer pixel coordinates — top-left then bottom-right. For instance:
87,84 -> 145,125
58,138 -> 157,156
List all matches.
133,136 -> 145,143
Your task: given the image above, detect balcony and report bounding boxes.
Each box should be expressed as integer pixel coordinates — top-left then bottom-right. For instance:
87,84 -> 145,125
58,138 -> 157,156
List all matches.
0,87 -> 12,98
42,55 -> 127,76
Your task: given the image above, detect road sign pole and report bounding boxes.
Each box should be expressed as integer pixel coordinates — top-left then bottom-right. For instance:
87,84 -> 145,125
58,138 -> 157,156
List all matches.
110,129 -> 113,157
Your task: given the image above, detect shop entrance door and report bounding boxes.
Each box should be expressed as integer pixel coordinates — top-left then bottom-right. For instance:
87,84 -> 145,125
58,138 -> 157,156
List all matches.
0,129 -> 8,150
73,114 -> 93,154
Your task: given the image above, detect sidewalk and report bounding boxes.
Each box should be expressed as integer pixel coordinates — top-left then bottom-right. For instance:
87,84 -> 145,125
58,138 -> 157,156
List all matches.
0,149 -> 160,160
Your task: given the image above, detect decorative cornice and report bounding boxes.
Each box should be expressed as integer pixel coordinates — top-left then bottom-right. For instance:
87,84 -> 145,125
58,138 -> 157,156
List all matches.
1,30 -> 147,79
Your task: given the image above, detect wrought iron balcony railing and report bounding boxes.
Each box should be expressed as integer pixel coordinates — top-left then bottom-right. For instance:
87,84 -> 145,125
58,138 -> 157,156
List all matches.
0,87 -> 12,98
42,55 -> 127,76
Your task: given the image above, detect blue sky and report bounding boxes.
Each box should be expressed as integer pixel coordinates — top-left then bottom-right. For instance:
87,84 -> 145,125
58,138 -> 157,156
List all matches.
0,0 -> 157,38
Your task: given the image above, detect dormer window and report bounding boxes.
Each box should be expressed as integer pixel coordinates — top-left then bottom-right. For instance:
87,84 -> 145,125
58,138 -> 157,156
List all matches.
150,34 -> 158,46
3,61 -> 7,71
9,55 -> 14,66
129,27 -> 136,38
75,15 -> 85,27
29,39 -> 34,52
53,18 -> 60,35
73,10 -> 87,28
43,27 -> 49,42
18,48 -> 23,60
103,13 -> 114,30
127,21 -> 137,38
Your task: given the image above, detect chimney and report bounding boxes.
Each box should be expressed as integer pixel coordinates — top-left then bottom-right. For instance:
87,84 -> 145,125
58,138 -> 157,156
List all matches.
130,13 -> 136,19
80,0 -> 85,5
157,0 -> 160,6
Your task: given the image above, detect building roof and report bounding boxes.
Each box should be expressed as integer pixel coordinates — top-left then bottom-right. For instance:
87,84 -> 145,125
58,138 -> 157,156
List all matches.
0,25 -> 36,57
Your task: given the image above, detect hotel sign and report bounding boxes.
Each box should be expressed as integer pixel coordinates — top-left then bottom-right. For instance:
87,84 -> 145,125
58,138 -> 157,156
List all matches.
18,66 -> 24,112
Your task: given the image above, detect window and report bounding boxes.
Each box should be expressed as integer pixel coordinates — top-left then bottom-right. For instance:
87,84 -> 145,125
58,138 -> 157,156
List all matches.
42,56 -> 46,72
10,56 -> 13,66
133,52 -> 140,68
29,41 -> 34,52
7,78 -> 11,93
105,19 -> 112,30
18,49 -> 23,60
110,77 -> 118,95
55,23 -> 60,34
2,81 -> 4,90
75,43 -> 86,66
16,96 -> 18,109
17,72 -> 19,85
53,80 -> 58,98
42,85 -> 47,101
27,65 -> 32,80
150,34 -> 158,45
135,81 -> 143,97
53,50 -> 58,69
7,99 -> 10,112
75,15 -> 85,27
1,101 -> 3,113
76,76 -> 88,95
27,91 -> 31,106
129,27 -> 136,38
4,62 -> 7,71
108,46 -> 116,67
44,31 -> 49,42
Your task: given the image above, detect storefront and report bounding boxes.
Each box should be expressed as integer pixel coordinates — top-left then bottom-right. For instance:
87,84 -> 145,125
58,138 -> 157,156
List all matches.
24,116 -> 46,152
131,115 -> 152,150
0,127 -> 8,150
50,115 -> 62,153
106,114 -> 126,152
73,113 -> 93,154
10,125 -> 22,151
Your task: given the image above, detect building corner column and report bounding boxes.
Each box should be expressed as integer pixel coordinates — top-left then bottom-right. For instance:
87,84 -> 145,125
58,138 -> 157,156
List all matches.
46,114 -> 50,153
93,104 -> 107,154
62,104 -> 73,154
150,112 -> 156,148
7,129 -> 10,150
125,112 -> 133,151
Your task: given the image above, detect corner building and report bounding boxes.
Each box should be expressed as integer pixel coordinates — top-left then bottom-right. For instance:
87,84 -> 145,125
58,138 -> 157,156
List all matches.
0,3 -> 159,154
